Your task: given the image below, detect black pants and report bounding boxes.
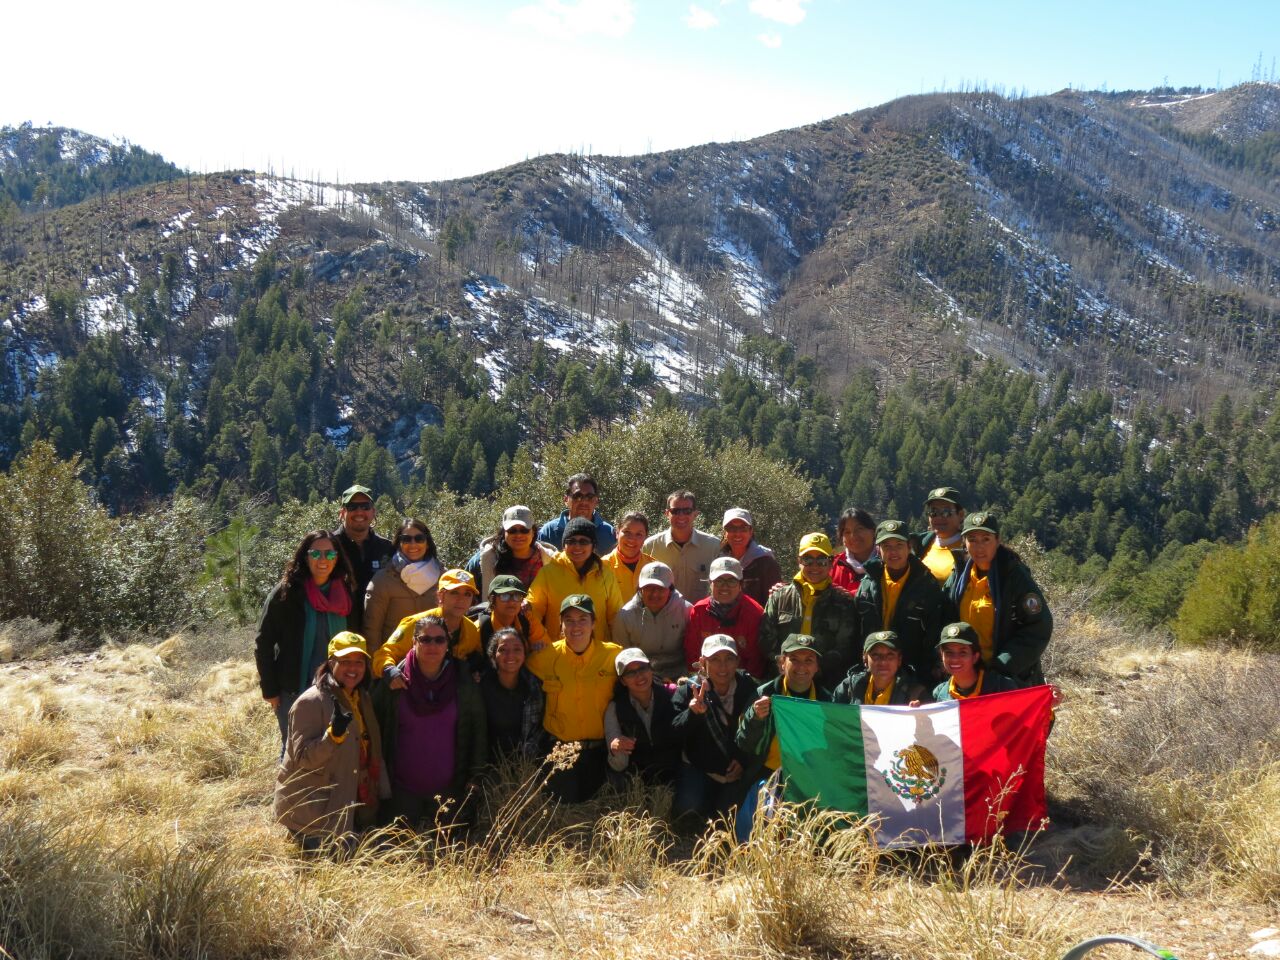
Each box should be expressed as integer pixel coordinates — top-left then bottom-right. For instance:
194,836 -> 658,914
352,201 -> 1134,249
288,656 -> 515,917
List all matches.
385,784 -> 475,837
545,743 -> 607,803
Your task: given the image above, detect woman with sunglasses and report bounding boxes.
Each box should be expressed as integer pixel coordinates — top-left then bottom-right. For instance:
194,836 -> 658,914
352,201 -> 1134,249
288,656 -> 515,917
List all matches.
372,614 -> 487,833
527,517 -> 623,645
363,519 -> 443,652
255,529 -> 361,749
466,505 -> 559,597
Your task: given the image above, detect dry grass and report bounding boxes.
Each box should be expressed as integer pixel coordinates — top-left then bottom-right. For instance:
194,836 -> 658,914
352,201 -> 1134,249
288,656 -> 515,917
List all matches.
0,624 -> 1273,958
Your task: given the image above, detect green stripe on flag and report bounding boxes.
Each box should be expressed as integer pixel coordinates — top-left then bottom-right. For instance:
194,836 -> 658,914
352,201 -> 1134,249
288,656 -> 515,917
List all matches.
772,696 -> 869,815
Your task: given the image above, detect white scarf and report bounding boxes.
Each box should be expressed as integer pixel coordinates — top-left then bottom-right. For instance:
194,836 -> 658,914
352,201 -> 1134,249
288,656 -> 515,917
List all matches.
398,555 -> 442,596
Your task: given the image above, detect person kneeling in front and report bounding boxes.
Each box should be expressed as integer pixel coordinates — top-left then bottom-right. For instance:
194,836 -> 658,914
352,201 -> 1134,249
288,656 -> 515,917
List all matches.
604,648 -> 681,788
734,634 -> 833,841
526,594 -> 622,802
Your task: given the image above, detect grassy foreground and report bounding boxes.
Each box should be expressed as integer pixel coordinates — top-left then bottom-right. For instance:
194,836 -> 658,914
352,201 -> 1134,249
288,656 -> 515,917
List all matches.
0,611 -> 1276,960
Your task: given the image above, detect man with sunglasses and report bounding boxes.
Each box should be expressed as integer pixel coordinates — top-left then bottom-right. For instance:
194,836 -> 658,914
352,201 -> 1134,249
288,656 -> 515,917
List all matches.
757,533 -> 858,689
643,490 -> 721,602
536,474 -> 617,554
914,486 -> 967,585
335,485 -> 394,625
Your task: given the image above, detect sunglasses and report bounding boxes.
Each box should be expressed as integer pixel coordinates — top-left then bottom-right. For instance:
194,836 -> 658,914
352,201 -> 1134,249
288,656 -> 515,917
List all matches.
399,534 -> 428,544
506,527 -> 531,535
800,555 -> 831,566
667,507 -> 695,516
344,501 -> 374,512
568,491 -> 598,501
564,537 -> 594,547
928,508 -> 955,518
416,633 -> 449,645
308,549 -> 338,561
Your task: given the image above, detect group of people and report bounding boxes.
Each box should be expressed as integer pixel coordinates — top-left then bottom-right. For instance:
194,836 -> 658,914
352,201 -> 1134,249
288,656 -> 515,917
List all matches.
256,478 -> 1052,849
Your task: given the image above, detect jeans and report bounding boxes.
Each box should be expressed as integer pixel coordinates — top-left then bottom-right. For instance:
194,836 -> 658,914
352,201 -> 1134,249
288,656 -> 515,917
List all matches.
733,774 -> 781,842
673,762 -> 748,823
274,690 -> 300,758
545,744 -> 607,803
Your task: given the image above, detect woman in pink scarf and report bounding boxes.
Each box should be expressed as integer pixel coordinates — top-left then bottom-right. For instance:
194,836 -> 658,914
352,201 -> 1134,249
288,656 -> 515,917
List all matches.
256,529 -> 361,750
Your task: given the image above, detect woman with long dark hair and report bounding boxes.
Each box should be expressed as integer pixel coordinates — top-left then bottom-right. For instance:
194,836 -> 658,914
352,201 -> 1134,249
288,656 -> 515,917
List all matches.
363,518 -> 442,652
256,529 -> 360,749
466,505 -> 558,597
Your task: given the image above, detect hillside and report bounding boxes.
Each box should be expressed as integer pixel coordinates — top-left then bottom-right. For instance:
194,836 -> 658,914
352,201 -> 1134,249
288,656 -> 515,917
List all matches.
0,84 -> 1278,513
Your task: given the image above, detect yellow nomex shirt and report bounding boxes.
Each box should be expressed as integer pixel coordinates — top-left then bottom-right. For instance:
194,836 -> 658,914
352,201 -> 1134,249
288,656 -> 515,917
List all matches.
959,569 -> 996,663
527,638 -> 621,741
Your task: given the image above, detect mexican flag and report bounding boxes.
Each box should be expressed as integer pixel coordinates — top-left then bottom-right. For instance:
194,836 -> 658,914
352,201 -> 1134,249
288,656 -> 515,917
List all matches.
772,686 -> 1053,848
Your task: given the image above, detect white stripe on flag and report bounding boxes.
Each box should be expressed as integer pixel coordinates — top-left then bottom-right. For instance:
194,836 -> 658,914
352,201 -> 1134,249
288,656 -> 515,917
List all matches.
861,701 -> 965,847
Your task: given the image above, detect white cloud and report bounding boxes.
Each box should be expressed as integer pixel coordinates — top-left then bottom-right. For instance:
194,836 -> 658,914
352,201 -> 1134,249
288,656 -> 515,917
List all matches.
757,32 -> 783,48
748,0 -> 809,26
509,0 -> 635,38
684,4 -> 719,28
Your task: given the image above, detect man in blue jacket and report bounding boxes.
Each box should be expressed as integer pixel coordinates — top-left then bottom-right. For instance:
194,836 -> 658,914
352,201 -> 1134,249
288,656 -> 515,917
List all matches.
537,473 -> 618,554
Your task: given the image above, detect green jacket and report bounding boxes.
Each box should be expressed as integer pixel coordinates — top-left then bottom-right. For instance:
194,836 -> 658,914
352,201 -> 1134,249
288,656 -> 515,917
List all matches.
943,545 -> 1052,686
853,554 -> 946,683
759,579 -> 860,689
931,669 -> 1022,701
832,669 -> 932,706
736,676 -> 833,783
371,661 -> 488,797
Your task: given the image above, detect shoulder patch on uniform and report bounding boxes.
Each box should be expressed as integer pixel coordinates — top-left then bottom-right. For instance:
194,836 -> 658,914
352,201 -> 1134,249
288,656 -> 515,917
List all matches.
1020,593 -> 1043,617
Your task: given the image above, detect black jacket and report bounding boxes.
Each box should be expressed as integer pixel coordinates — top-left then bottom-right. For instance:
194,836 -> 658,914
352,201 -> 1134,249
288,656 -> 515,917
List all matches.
854,554 -> 946,682
611,680 -> 681,782
254,583 -> 361,700
671,670 -> 756,777
335,527 -> 394,624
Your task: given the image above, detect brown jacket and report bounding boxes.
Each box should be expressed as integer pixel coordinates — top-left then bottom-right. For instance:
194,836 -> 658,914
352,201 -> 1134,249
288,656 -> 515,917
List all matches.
363,561 -> 439,651
273,676 -> 391,838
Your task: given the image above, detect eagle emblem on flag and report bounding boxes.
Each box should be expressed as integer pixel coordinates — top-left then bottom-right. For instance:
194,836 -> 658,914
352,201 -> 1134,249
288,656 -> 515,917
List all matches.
882,743 -> 947,805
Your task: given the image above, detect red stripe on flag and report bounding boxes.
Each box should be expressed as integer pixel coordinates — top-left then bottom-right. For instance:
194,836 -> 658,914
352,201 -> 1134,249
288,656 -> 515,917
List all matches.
957,685 -> 1054,841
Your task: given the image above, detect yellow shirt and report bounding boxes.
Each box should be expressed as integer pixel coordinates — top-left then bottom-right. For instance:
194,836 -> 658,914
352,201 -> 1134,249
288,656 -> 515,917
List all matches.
865,677 -> 895,705
764,678 -> 816,771
527,638 -> 622,741
881,565 -> 909,626
527,552 -> 624,646
601,548 -> 656,606
793,571 -> 830,635
923,538 -> 961,584
372,608 -> 481,676
960,568 -> 996,663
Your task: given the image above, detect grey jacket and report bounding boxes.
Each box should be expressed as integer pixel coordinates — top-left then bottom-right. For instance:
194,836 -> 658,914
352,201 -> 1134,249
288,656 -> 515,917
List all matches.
612,590 -> 694,680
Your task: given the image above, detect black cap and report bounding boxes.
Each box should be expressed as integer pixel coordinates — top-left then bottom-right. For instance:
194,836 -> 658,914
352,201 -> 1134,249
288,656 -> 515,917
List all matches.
926,486 -> 963,508
875,520 -> 909,544
938,622 -> 980,647
961,512 -> 1000,537
563,517 -> 597,545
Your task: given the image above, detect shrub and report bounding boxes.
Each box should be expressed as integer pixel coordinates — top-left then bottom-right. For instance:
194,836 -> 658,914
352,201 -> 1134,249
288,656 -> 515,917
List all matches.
1174,514 -> 1280,649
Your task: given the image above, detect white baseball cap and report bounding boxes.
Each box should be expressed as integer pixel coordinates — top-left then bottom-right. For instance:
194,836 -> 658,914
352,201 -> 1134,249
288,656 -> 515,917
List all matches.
615,648 -> 652,676
502,505 -> 534,531
708,556 -> 744,581
701,634 -> 739,658
638,561 -> 674,589
722,507 -> 754,528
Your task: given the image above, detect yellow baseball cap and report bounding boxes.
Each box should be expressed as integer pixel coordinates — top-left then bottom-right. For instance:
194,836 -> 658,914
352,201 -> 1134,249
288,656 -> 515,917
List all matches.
327,631 -> 370,659
438,569 -> 479,594
798,532 -> 834,557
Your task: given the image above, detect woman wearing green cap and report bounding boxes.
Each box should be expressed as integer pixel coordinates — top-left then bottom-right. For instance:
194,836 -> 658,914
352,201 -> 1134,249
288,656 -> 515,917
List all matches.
942,512 -> 1052,686
832,631 -> 932,706
932,622 -> 1023,700
274,631 -> 389,852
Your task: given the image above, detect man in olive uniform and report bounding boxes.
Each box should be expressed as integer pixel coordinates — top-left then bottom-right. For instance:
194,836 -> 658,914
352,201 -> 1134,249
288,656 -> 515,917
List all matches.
915,486 -> 967,585
758,533 -> 859,689
853,520 -> 946,683
942,511 -> 1052,686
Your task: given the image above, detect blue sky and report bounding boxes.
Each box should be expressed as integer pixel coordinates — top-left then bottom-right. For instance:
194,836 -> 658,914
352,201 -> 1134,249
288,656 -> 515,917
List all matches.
3,0 -> 1276,182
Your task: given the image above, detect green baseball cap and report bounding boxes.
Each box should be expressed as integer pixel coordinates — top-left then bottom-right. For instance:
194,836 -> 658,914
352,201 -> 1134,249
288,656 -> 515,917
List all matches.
488,575 -> 527,596
875,520 -> 909,544
938,622 -> 980,647
863,630 -> 900,653
560,593 -> 595,616
780,634 -> 822,656
340,484 -> 374,505
926,486 -> 963,507
961,511 -> 1000,537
